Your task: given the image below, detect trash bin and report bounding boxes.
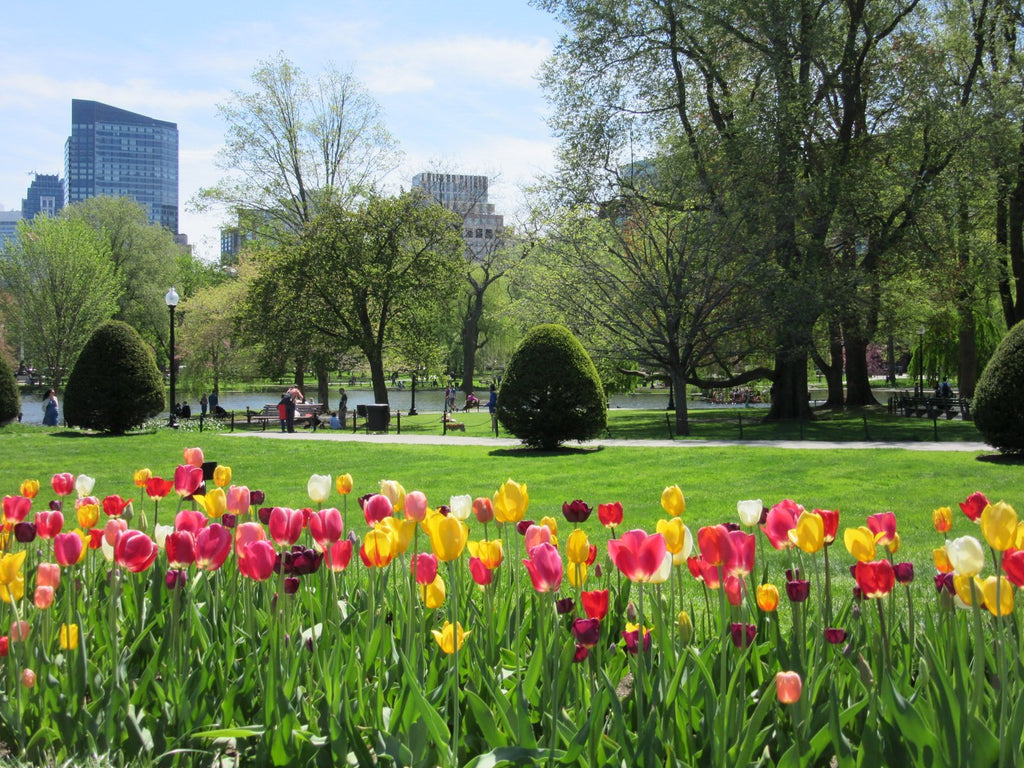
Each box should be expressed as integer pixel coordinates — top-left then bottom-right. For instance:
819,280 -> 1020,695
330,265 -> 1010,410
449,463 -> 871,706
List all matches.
365,404 -> 391,432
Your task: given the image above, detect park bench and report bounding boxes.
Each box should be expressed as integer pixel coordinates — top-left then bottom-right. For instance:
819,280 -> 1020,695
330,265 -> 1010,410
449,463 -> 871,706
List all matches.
245,403 -> 323,431
891,394 -> 971,421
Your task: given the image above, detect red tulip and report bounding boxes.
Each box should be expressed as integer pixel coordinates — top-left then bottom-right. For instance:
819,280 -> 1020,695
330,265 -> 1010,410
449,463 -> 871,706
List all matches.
145,477 -> 174,500
469,557 -> 493,585
165,530 -> 197,568
54,532 -> 84,566
866,512 -> 897,546
268,507 -> 303,546
761,500 -> 801,550
411,552 -> 439,585
174,509 -> 207,535
102,495 -> 132,517
725,575 -> 744,606
51,473 -> 75,497
325,539 -> 353,572
814,509 -> 840,544
959,492 -> 989,522
174,465 -> 204,498
607,530 -> 667,582
853,560 -> 895,598
195,524 -> 232,571
695,557 -> 723,588
581,589 -> 609,620
363,494 -> 393,525
724,530 -> 755,576
115,530 -> 158,572
598,501 -> 624,528
1004,550 -> 1024,588
697,525 -> 731,566
523,543 -> 563,593
776,671 -> 802,704
34,510 -> 64,538
238,540 -> 277,581
309,508 -> 344,550
472,497 -> 494,524
2,495 -> 32,524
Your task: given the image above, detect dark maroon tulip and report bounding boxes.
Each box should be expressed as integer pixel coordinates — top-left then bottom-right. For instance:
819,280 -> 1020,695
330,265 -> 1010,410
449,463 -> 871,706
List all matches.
729,622 -> 757,648
572,617 -> 601,647
824,628 -> 847,644
786,579 -> 810,602
562,500 -> 592,524
249,490 -> 265,506
14,522 -> 36,543
555,597 -> 575,615
894,562 -> 915,584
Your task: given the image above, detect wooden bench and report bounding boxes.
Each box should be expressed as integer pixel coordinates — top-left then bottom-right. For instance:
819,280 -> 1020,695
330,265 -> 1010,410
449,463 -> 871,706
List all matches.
891,394 -> 971,421
246,403 -> 323,431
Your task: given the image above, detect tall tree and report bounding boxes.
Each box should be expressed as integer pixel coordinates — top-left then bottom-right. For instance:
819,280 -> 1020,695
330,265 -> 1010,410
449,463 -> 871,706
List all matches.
261,192 -> 465,404
0,216 -> 121,388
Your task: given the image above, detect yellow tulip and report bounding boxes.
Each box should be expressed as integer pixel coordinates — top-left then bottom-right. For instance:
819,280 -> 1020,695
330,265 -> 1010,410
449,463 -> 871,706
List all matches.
213,465 -> 232,488
336,473 -> 354,495
789,511 -> 824,554
429,515 -> 468,562
60,623 -> 80,650
76,503 -> 99,530
467,539 -> 503,569
567,561 -> 588,587
843,527 -> 876,563
493,479 -> 529,524
657,518 -> 688,555
0,550 -> 27,603
953,575 -> 976,606
362,529 -> 396,567
677,611 -> 694,644
380,480 -> 406,512
432,620 -> 469,654
195,487 -> 227,519
566,529 -> 591,565
661,485 -> 685,517
980,501 -> 1018,552
756,583 -> 780,612
886,532 -> 901,555
933,547 -> 953,573
377,517 -> 417,555
539,516 -> 559,538
420,574 -> 446,609
975,576 -> 1014,616
133,468 -> 152,488
932,506 -> 953,533
1015,521 -> 1024,550
19,479 -> 39,499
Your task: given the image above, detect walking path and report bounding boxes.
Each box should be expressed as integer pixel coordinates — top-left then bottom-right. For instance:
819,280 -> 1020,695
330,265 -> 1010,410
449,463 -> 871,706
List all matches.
229,431 -> 991,452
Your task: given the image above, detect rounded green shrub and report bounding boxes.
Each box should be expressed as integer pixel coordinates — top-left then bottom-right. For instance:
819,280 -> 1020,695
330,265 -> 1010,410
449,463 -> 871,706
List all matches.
0,354 -> 20,425
64,321 -> 165,435
972,320 -> 1024,454
497,324 -> 607,450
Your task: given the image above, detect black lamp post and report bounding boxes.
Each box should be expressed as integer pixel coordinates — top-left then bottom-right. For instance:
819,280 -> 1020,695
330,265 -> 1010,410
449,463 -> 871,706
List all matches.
166,287 -> 179,427
916,326 -> 925,397
408,371 -> 418,416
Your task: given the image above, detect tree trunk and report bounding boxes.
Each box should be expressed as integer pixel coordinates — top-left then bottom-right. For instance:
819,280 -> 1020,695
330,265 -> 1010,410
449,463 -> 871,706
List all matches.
293,360 -> 305,391
957,305 -> 978,398
818,318 -> 844,407
461,290 -> 484,395
843,333 -> 879,406
768,353 -> 812,421
671,368 -> 690,436
367,348 -> 389,405
316,362 -> 330,409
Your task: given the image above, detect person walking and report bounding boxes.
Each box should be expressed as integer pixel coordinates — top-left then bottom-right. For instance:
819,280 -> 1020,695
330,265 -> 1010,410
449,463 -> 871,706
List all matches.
200,393 -> 209,417
338,387 -> 348,429
277,393 -> 289,433
285,385 -> 303,433
42,389 -> 60,427
487,383 -> 498,436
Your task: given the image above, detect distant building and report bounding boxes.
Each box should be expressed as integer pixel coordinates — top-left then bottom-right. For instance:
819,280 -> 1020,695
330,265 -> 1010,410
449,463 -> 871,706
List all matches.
411,173 -> 504,260
64,99 -> 179,233
21,174 -> 65,220
0,210 -> 21,244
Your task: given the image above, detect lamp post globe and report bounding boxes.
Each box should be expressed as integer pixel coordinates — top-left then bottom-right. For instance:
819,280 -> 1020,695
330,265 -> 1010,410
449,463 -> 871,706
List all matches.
165,287 -> 180,427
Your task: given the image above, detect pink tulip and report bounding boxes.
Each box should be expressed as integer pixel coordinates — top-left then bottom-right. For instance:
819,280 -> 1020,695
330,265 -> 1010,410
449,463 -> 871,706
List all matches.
33,586 -> 55,610
195,524 -> 232,571
761,499 -> 802,550
54,532 -> 84,566
411,553 -> 439,585
51,473 -> 75,497
469,557 -> 493,585
226,485 -> 251,514
234,522 -> 266,559
404,491 -> 428,521
776,671 -> 803,704
523,542 -> 563,593
37,562 -> 60,589
607,530 -> 667,582
725,530 -> 755,577
2,495 -> 31,524
165,530 -> 197,568
174,464 -> 204,498
104,518 -> 128,546
268,507 -> 303,546
363,494 -> 393,525
325,539 -> 353,572
524,523 -> 552,552
866,511 -> 897,546
238,540 -> 276,581
309,508 -> 344,549
114,530 -> 158,573
34,509 -> 64,538
174,508 -> 207,535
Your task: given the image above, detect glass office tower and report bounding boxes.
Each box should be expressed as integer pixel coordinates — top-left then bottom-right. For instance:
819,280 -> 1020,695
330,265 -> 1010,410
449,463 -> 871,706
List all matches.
21,174 -> 65,220
64,99 -> 178,233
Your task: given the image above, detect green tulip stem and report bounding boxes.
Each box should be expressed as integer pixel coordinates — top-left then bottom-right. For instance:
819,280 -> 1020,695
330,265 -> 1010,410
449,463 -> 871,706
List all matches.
449,559 -> 461,768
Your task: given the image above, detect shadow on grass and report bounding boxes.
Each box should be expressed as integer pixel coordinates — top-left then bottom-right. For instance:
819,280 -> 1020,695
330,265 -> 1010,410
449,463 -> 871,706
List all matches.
490,445 -> 604,458
49,429 -> 157,439
976,452 -> 1024,465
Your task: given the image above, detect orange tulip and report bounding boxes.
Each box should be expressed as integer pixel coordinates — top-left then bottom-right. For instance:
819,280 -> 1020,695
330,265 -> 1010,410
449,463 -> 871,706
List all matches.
776,671 -> 802,704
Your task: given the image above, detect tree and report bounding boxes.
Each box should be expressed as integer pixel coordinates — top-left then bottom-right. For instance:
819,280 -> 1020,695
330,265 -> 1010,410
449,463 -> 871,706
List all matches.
264,192 -> 465,404
178,277 -> 259,396
0,216 -> 121,388
972,321 -> 1024,453
497,324 -> 607,450
63,321 -> 165,434
0,353 -> 18,425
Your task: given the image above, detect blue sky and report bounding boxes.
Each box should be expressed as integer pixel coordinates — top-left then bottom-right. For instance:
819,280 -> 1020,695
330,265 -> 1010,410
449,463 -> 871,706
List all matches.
0,1 -> 564,261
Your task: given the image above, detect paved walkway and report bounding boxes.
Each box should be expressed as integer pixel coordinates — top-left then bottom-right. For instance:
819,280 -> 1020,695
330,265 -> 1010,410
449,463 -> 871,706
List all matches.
229,430 -> 991,452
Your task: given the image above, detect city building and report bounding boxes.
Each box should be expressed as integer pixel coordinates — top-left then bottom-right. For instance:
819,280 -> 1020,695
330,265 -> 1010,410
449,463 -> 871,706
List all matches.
411,173 -> 504,260
0,210 -> 21,244
64,99 -> 179,233
21,174 -> 64,220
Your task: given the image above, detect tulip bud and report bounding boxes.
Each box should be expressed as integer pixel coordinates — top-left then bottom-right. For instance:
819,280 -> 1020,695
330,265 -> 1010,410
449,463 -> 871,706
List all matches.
21,668 -> 36,688
626,601 -> 637,623
677,611 -> 693,644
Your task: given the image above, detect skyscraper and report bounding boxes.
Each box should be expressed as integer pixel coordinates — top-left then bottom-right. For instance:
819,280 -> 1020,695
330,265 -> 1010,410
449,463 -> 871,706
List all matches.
64,99 -> 179,233
21,174 -> 64,220
411,173 -> 503,260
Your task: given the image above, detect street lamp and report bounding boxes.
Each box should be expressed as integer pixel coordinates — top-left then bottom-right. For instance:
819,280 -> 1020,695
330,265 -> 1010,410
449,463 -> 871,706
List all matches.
916,326 -> 926,397
166,287 -> 179,427
408,371 -> 419,416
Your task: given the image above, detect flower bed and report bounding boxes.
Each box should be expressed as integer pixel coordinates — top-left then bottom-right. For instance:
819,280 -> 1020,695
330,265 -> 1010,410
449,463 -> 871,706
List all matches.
1,446 -> 1022,766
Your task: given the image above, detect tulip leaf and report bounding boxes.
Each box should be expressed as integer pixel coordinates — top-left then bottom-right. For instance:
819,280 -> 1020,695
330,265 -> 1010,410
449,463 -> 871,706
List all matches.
191,727 -> 265,740
965,713 -> 999,767
398,651 -> 452,749
464,689 -> 507,748
463,746 -> 552,768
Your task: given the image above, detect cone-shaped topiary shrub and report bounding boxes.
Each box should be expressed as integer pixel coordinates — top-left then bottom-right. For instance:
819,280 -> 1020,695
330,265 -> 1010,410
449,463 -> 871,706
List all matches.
972,321 -> 1024,453
64,321 -> 164,435
0,354 -> 19,425
497,323 -> 607,450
